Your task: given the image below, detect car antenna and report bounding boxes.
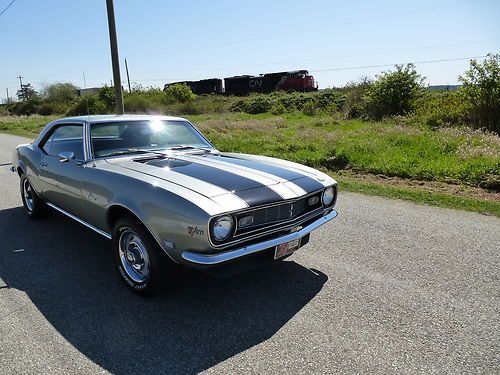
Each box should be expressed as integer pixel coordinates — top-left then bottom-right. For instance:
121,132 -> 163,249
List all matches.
83,72 -> 96,166
83,72 -> 90,120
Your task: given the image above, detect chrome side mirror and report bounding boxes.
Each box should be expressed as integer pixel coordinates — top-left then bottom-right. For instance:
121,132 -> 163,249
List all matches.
59,151 -> 75,162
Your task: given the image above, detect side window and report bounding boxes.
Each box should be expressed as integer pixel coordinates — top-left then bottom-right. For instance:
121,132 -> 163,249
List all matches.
40,132 -> 55,154
40,124 -> 85,160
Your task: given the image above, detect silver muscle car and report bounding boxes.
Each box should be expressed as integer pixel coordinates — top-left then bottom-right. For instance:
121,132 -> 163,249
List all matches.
12,115 -> 338,293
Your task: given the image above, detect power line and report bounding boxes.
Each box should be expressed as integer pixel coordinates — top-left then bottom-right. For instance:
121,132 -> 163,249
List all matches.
129,54 -> 491,83
128,0 -> 480,57
130,38 -> 499,76
0,0 -> 17,17
310,55 -> 490,73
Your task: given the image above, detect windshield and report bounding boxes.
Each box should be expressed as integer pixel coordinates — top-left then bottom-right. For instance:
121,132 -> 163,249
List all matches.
90,120 -> 213,158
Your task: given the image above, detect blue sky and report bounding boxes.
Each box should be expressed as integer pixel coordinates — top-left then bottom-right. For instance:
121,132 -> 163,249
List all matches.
0,0 -> 499,101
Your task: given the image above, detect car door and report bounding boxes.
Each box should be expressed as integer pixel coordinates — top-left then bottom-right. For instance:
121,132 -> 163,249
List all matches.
38,123 -> 86,215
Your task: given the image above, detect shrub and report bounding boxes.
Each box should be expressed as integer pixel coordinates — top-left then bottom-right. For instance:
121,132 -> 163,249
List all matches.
66,94 -> 107,116
7,98 -> 41,116
341,78 -> 372,119
97,86 -> 115,110
164,83 -> 196,103
364,64 -> 424,120
302,101 -> 317,116
459,53 -> 500,133
411,91 -> 467,128
42,82 -> 79,104
37,102 -> 68,115
124,93 -> 151,113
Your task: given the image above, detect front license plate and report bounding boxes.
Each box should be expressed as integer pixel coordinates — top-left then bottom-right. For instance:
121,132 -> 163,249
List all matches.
274,238 -> 301,259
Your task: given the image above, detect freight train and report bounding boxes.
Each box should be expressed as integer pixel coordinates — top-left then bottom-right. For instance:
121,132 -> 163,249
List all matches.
164,70 -> 317,95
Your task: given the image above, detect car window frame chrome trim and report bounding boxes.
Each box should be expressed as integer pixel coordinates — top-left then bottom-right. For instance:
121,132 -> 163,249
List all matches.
86,119 -> 216,161
36,121 -> 89,164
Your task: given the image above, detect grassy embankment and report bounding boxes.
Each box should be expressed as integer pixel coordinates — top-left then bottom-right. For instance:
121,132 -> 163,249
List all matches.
1,113 -> 499,216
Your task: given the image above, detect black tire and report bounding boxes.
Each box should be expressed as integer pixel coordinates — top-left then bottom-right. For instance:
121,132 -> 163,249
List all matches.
20,172 -> 47,219
112,216 -> 176,295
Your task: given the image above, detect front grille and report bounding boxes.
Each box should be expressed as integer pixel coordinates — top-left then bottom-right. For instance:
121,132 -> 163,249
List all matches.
234,191 -> 323,237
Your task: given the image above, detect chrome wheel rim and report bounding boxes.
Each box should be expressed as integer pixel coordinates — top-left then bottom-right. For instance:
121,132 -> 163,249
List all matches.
118,228 -> 151,283
22,178 -> 34,212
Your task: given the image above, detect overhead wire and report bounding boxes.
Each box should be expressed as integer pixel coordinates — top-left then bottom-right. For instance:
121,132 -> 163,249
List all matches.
126,0 -> 480,57
128,54 -> 492,83
0,0 -> 17,17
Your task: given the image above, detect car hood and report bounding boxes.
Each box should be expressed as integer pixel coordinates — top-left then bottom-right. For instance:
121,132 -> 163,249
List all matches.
106,152 -> 333,208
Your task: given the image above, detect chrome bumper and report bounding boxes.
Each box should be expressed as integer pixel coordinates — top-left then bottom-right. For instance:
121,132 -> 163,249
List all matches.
181,209 -> 337,266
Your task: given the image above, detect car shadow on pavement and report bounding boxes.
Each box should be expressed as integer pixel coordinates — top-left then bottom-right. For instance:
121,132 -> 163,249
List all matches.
0,206 -> 327,375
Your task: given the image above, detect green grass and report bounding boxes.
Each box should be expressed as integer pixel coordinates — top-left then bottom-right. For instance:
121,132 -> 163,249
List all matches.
1,113 -> 499,216
189,112 -> 500,188
0,115 -> 57,137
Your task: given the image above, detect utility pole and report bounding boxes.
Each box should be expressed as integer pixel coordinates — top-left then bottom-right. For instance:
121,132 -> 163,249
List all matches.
105,0 -> 124,114
17,75 -> 24,101
6,88 -> 9,104
125,58 -> 131,92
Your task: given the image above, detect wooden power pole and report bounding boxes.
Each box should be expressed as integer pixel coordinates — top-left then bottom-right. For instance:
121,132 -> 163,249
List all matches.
105,0 -> 124,114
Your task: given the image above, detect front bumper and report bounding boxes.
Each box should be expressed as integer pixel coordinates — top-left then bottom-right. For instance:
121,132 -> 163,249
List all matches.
181,209 -> 337,267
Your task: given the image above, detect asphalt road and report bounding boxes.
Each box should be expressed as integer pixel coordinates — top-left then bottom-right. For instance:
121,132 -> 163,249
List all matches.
0,133 -> 499,374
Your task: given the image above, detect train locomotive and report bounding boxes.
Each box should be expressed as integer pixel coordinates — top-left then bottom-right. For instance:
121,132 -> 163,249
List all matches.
164,70 -> 317,95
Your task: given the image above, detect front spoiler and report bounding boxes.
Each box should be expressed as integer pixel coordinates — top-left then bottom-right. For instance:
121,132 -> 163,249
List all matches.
181,209 -> 337,267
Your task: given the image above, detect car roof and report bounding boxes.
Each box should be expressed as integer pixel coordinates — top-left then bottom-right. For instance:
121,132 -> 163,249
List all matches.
53,114 -> 188,124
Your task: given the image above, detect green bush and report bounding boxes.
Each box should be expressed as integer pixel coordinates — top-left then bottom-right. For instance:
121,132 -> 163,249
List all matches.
7,98 -> 41,116
459,53 -> 500,133
364,64 -> 424,120
302,101 -> 317,116
164,83 -> 196,103
341,78 -> 372,119
411,91 -> 467,128
66,94 -> 107,116
42,82 -> 79,104
37,102 -> 68,115
124,93 -> 152,113
97,86 -> 115,110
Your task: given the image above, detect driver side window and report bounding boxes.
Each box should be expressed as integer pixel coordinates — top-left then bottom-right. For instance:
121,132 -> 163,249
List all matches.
40,124 -> 85,160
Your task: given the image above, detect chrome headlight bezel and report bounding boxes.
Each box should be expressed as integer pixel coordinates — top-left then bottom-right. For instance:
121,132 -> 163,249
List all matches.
322,186 -> 335,207
210,215 -> 235,242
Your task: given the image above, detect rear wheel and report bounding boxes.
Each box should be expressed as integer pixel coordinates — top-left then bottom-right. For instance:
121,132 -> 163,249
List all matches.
112,216 -> 176,294
20,173 -> 47,219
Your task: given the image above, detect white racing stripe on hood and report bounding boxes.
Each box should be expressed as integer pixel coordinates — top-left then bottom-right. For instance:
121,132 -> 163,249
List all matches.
223,153 -> 336,187
113,160 -> 248,212
178,154 -> 307,199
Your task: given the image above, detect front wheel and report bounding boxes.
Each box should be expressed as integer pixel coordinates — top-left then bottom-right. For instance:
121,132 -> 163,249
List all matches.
20,173 -> 47,219
112,216 -> 176,294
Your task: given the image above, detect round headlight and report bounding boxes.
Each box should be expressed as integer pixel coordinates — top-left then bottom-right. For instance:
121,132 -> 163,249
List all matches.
212,215 -> 234,241
322,186 -> 335,206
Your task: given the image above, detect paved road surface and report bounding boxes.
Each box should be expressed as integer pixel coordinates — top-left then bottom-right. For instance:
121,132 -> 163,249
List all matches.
0,133 -> 498,374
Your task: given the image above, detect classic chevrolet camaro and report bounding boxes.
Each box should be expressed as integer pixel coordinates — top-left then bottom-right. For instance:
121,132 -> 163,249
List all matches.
12,115 -> 338,293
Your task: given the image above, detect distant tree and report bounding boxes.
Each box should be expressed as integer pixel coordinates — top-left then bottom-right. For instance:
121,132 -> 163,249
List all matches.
364,64 -> 424,120
459,53 -> 500,133
17,83 -> 37,101
43,82 -> 79,103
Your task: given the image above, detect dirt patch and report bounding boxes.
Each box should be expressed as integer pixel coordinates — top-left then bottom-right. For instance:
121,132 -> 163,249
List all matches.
333,170 -> 500,202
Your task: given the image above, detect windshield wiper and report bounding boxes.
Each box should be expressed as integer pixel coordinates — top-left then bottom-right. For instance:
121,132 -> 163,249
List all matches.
167,145 -> 213,152
101,148 -> 167,158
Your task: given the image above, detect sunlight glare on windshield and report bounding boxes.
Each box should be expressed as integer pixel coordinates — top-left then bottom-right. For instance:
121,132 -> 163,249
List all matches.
149,119 -> 164,133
